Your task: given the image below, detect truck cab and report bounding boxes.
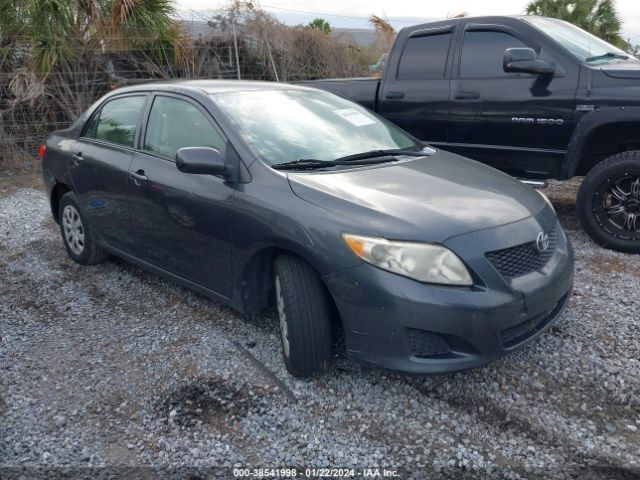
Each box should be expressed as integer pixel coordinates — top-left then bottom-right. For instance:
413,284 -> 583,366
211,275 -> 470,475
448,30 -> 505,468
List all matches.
382,16 -> 577,180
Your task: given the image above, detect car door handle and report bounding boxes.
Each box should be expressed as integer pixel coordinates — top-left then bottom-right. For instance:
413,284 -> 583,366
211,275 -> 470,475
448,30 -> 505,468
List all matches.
71,152 -> 83,165
454,91 -> 480,100
385,91 -> 405,99
129,170 -> 148,183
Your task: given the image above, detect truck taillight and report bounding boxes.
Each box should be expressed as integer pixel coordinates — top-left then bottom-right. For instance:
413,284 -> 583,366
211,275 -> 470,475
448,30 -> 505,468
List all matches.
39,144 -> 46,160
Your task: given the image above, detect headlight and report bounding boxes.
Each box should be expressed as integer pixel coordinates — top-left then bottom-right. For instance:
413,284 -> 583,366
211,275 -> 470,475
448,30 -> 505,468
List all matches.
537,190 -> 555,213
342,233 -> 473,286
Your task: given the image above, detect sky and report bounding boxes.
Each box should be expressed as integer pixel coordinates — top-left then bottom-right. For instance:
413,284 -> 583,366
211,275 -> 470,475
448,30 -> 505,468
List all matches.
174,0 -> 640,42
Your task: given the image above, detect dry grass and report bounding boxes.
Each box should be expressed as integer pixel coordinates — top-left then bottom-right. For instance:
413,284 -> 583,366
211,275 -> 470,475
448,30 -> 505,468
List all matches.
0,168 -> 43,197
0,155 -> 40,173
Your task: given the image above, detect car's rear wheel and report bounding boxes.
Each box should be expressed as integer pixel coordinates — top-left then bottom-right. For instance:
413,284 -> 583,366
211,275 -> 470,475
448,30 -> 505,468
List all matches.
273,254 -> 333,378
577,151 -> 640,253
59,192 -> 108,265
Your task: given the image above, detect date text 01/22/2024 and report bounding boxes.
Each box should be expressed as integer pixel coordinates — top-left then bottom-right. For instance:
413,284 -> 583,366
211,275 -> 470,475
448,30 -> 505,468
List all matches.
232,468 -> 400,478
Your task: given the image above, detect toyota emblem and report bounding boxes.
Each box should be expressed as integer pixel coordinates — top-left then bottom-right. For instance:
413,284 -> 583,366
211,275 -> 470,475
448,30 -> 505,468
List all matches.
536,231 -> 550,253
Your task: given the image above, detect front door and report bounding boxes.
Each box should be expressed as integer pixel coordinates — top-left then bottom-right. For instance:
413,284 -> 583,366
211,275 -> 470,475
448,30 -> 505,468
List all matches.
68,94 -> 147,253
448,25 -> 577,178
127,93 -> 235,297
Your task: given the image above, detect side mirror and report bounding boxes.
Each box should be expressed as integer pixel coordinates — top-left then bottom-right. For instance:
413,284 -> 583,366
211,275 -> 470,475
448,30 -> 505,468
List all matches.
176,147 -> 228,176
503,48 -> 554,75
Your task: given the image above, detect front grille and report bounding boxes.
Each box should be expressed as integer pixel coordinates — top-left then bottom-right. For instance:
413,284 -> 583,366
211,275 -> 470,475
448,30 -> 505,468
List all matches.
407,328 -> 451,358
486,227 -> 558,279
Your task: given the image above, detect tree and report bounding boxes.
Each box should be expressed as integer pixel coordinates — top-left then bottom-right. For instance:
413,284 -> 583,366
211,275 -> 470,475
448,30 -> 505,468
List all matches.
308,18 -> 331,34
525,0 -> 628,49
0,0 -> 187,77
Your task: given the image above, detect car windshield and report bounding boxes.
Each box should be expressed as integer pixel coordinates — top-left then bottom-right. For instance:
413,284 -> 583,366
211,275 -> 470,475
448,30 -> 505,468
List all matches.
212,89 -> 418,166
525,16 -> 633,63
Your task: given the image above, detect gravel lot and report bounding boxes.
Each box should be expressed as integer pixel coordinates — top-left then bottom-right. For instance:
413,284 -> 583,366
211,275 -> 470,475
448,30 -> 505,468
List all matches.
1,170 -> 639,479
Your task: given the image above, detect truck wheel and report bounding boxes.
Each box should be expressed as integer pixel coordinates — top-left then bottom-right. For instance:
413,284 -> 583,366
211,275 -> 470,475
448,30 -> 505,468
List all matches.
577,151 -> 640,253
59,192 -> 109,265
273,253 -> 333,378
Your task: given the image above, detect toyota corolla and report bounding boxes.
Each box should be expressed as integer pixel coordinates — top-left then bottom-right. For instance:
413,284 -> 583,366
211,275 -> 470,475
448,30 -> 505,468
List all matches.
42,81 -> 574,377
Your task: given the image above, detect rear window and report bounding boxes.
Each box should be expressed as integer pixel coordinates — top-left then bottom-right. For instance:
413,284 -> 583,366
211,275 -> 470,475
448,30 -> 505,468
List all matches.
397,33 -> 453,79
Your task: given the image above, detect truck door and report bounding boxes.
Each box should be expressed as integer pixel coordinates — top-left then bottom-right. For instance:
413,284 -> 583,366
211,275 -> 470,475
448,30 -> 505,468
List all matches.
448,24 -> 577,178
378,26 -> 454,144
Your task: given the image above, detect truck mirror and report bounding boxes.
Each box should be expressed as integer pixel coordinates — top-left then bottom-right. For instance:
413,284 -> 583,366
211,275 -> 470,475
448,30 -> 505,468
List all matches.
503,48 -> 554,75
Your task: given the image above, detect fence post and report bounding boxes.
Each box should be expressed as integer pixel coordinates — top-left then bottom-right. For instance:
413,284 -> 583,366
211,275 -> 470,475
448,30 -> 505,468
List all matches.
232,21 -> 241,80
264,34 -> 279,82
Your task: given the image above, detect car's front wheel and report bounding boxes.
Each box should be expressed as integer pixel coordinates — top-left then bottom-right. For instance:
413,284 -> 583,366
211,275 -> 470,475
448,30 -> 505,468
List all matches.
577,151 -> 640,253
59,192 -> 109,265
273,254 -> 333,378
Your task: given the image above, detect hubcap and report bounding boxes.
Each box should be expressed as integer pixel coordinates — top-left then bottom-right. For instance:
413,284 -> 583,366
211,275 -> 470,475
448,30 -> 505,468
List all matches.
595,173 -> 640,239
62,205 -> 85,256
275,275 -> 290,358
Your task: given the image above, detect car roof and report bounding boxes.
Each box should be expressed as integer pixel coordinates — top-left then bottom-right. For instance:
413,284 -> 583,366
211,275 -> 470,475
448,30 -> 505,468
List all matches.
111,80 -> 313,96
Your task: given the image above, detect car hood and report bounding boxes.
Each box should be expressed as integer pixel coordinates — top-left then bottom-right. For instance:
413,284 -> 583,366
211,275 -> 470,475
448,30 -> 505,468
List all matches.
287,150 -> 547,243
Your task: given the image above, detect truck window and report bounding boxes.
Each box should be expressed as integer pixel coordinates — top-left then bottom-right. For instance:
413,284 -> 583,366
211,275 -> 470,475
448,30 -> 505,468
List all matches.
397,33 -> 453,80
461,31 -> 528,78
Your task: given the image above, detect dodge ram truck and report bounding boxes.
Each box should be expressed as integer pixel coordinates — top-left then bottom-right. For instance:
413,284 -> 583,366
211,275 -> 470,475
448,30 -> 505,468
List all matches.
301,15 -> 640,253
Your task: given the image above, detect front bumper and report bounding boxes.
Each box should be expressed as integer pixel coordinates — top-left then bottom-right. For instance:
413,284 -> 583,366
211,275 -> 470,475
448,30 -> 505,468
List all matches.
323,218 -> 574,375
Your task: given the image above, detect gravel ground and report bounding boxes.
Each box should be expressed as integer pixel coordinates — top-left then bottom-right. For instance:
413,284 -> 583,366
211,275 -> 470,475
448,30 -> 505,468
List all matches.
1,170 -> 639,479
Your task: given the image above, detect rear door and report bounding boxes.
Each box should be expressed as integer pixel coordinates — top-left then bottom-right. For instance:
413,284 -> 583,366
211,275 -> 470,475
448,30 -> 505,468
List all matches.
378,26 -> 455,143
68,94 -> 147,253
448,24 -> 577,178
127,93 -> 235,296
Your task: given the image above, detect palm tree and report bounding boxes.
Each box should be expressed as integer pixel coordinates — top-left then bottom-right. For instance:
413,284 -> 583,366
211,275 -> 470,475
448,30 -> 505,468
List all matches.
0,0 -> 187,76
526,0 -> 627,49
308,18 -> 332,34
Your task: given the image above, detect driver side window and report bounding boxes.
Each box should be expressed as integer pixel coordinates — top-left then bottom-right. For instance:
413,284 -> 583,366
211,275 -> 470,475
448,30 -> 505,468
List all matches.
461,31 -> 528,78
144,96 -> 226,160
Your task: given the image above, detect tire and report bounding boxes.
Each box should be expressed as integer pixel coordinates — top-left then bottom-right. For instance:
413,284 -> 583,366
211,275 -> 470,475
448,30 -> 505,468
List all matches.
59,192 -> 109,265
273,254 -> 333,378
577,150 -> 640,253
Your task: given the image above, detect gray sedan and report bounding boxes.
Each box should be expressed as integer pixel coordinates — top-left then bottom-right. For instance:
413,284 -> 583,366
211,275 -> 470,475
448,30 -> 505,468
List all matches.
41,81 -> 574,377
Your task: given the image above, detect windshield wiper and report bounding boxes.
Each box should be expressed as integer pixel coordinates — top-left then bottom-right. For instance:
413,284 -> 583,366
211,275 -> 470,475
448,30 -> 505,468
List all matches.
333,147 -> 431,162
272,147 -> 433,171
585,52 -> 629,62
272,156 -> 398,171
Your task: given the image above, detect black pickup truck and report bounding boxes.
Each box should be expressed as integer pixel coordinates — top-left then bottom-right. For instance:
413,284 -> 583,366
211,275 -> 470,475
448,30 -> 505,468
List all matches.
302,15 -> 640,253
